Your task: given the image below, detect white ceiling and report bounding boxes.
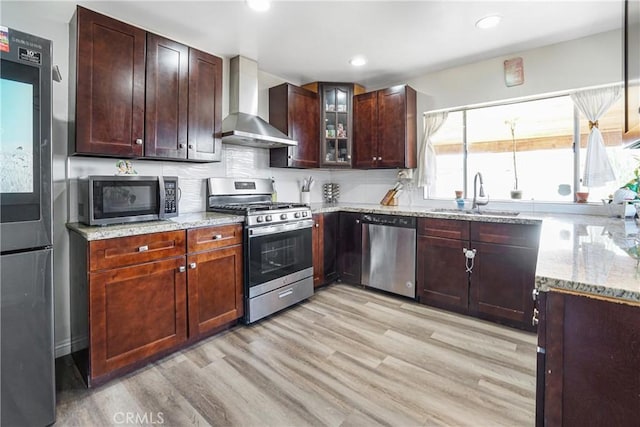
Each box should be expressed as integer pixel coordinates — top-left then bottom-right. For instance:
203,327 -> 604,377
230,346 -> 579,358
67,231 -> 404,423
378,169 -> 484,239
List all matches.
10,0 -> 624,88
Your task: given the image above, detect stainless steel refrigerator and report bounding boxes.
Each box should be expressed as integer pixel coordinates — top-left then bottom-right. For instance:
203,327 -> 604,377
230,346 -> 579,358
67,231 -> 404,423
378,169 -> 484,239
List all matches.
0,27 -> 55,426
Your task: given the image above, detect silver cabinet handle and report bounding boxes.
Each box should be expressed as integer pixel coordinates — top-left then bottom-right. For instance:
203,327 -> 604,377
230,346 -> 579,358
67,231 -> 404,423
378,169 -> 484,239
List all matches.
189,262 -> 196,269
135,138 -> 143,145
347,155 -> 351,159
179,143 -> 185,148
532,308 -> 540,326
378,157 -> 382,161
138,245 -> 148,252
356,219 -> 360,224
278,289 -> 294,298
178,266 -> 186,273
372,156 -> 376,161
188,144 -> 194,149
212,234 -> 223,240
315,223 -> 319,228
532,288 -> 539,301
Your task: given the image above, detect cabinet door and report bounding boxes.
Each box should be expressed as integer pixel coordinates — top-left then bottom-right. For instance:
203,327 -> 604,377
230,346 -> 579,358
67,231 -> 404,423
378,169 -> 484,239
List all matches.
544,291 -> 640,426
269,84 -> 319,168
469,242 -> 537,331
320,84 -> 353,167
377,86 -> 412,168
188,48 -> 222,161
417,236 -> 469,313
338,212 -> 362,284
352,91 -> 377,168
145,34 -> 189,159
312,214 -> 324,287
187,245 -> 243,338
89,256 -> 187,379
75,6 -> 146,156
322,212 -> 339,284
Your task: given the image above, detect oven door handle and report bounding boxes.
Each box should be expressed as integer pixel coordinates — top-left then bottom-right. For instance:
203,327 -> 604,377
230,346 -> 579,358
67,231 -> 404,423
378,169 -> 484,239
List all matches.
249,219 -> 314,236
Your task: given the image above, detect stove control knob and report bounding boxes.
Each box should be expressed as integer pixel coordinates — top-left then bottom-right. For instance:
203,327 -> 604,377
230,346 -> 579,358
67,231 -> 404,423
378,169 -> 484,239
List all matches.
266,215 -> 273,222
280,213 -> 288,220
294,212 -> 301,218
302,211 -> 308,217
256,216 -> 264,223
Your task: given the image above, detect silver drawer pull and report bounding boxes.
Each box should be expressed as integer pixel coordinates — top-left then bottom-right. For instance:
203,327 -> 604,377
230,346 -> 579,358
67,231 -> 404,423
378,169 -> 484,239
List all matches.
532,288 -> 539,301
178,266 -> 186,273
189,262 -> 197,269
532,308 -> 539,326
278,289 -> 294,299
212,234 -> 223,240
138,245 -> 149,252
135,138 -> 143,145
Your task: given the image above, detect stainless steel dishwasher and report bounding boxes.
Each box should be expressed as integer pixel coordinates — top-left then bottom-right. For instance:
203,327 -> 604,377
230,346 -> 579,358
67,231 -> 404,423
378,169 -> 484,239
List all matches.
361,214 -> 416,298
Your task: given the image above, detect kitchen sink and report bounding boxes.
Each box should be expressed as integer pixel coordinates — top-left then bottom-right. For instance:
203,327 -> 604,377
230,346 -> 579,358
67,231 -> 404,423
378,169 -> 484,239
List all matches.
432,208 -> 520,217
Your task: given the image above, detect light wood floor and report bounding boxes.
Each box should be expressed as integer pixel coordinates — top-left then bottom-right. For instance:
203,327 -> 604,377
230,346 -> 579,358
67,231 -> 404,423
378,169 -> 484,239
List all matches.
55,283 -> 537,426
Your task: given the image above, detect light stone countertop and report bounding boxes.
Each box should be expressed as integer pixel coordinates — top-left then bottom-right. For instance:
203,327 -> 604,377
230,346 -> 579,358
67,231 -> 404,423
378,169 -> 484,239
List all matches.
66,212 -> 245,241
66,203 -> 640,304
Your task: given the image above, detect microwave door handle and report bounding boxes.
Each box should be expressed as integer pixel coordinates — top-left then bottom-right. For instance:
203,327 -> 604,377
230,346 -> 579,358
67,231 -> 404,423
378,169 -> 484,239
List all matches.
158,176 -> 166,219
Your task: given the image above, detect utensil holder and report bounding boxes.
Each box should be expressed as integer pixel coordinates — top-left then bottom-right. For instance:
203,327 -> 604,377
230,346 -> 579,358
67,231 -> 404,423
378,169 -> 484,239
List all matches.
300,191 -> 311,205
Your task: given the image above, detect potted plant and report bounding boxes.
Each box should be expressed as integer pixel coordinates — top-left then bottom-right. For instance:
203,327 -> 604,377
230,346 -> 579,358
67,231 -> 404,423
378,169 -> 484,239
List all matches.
505,118 -> 522,199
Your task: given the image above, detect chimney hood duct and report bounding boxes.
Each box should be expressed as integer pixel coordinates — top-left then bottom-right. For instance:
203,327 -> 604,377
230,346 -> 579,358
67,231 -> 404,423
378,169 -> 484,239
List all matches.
221,56 -> 297,148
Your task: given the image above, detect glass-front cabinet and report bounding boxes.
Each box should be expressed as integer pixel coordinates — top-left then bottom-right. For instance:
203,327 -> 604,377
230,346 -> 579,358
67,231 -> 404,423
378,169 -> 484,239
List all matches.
317,83 -> 364,167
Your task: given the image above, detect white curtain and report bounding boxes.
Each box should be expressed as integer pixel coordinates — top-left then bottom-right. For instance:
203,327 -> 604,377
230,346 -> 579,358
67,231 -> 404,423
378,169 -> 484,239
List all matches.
416,111 -> 448,196
570,86 -> 621,188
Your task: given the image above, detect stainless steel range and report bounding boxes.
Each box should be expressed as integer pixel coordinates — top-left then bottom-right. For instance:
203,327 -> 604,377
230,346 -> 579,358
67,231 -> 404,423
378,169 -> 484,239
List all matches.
207,178 -> 314,323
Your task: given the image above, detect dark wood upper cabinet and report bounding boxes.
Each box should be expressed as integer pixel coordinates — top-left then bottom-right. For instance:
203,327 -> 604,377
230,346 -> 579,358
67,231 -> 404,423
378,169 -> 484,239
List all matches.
69,6 -> 222,162
353,85 -> 417,169
187,48 -> 223,162
352,91 -> 377,168
269,83 -> 319,168
145,33 -> 189,159
70,6 -> 146,157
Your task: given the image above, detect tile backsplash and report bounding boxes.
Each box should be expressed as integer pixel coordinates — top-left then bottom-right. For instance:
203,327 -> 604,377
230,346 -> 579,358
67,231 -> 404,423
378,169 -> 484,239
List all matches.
67,145 -> 402,222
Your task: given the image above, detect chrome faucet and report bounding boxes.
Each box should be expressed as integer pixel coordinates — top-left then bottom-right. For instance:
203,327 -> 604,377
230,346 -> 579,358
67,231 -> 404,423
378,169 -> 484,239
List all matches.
472,172 -> 489,212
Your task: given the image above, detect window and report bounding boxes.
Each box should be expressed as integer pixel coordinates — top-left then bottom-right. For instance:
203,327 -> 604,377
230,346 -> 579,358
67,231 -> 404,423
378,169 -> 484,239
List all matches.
427,92 -> 631,202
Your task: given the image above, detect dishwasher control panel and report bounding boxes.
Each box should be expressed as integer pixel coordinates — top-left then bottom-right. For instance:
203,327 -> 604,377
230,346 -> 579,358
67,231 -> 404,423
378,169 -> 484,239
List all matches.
361,214 -> 416,228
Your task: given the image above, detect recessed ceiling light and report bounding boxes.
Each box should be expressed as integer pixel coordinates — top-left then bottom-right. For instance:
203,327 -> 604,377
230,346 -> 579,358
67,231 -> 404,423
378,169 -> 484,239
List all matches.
246,0 -> 271,12
349,56 -> 367,67
475,15 -> 502,30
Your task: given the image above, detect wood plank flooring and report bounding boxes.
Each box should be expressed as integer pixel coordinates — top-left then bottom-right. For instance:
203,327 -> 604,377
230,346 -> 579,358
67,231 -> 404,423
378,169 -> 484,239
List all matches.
55,283 -> 537,426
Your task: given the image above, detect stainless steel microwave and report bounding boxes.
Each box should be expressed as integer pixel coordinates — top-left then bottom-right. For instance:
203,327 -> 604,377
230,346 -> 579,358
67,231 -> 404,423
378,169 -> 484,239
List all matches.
78,176 -> 179,226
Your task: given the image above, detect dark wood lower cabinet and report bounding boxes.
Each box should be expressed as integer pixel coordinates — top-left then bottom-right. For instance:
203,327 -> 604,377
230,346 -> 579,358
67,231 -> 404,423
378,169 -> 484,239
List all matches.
541,290 -> 640,426
338,212 -> 362,284
416,218 -> 540,331
470,241 -> 537,331
89,256 -> 187,380
417,235 -> 469,314
312,212 -> 339,287
70,225 -> 243,387
187,244 -> 243,339
322,212 -> 339,284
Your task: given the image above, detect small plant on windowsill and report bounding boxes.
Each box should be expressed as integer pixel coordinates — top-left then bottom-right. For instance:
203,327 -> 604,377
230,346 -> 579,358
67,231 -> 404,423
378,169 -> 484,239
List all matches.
505,118 -> 522,199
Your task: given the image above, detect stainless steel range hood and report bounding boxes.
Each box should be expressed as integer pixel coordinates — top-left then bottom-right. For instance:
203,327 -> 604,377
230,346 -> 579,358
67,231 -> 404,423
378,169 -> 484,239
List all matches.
221,56 -> 297,148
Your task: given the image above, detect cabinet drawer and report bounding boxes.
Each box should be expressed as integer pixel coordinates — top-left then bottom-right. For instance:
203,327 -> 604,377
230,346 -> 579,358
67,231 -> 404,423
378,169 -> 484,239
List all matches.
187,224 -> 243,253
89,230 -> 186,271
418,218 -> 469,240
470,222 -> 541,247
